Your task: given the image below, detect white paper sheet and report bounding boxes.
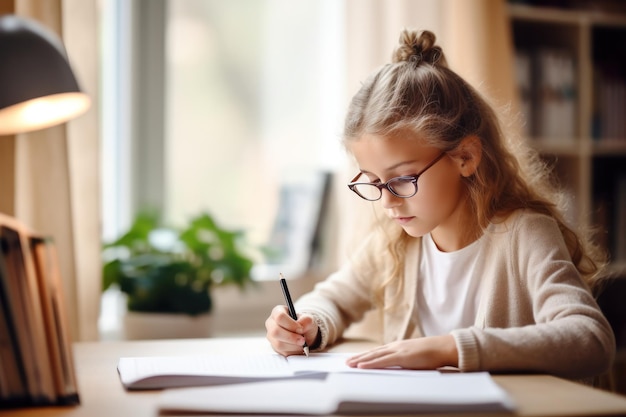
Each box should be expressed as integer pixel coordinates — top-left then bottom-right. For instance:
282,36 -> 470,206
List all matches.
117,352 -> 440,389
158,372 -> 516,415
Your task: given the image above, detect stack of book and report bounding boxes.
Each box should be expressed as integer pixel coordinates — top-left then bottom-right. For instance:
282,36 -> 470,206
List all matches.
514,48 -> 577,141
0,214 -> 79,407
593,61 -> 626,142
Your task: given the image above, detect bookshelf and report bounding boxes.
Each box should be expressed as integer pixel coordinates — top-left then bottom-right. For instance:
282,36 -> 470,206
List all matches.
509,2 -> 626,277
508,1 -> 626,393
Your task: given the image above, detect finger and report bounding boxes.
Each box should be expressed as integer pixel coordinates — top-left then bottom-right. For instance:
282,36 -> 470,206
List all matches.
272,305 -> 304,334
346,345 -> 387,362
346,347 -> 395,369
266,331 -> 306,357
296,315 -> 317,336
297,316 -> 320,348
266,319 -> 305,345
265,307 -> 306,354
297,314 -> 315,328
352,353 -> 397,369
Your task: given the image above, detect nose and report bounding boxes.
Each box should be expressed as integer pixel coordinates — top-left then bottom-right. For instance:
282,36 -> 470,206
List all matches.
380,188 -> 403,209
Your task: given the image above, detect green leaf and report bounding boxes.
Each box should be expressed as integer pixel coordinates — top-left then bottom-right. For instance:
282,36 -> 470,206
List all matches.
101,209 -> 260,316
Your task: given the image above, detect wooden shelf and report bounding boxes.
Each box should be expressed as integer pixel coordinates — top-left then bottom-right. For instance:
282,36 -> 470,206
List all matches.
607,262 -> 626,278
509,3 -> 626,26
509,1 -> 626,269
528,139 -> 581,157
592,140 -> 626,157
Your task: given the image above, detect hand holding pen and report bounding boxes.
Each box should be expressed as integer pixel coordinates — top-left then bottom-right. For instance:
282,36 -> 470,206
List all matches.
278,274 -> 309,357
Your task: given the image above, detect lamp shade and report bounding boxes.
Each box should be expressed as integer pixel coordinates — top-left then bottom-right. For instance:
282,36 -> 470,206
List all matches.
0,14 -> 90,135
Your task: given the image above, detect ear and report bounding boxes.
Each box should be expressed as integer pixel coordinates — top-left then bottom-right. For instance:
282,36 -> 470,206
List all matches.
452,135 -> 482,177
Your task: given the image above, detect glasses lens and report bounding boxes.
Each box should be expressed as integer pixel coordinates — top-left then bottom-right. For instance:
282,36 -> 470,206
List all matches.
388,178 -> 417,197
353,184 -> 381,201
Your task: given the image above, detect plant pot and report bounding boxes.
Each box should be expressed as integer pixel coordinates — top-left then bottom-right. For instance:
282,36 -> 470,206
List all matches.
123,311 -> 213,340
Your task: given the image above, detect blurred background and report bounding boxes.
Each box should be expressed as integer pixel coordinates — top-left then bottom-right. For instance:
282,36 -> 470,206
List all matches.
1,2 -> 625,383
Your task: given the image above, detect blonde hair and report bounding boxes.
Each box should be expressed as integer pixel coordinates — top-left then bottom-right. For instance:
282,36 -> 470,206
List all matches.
344,29 -> 606,306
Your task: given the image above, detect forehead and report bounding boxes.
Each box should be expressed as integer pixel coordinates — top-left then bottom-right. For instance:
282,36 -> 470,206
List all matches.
347,132 -> 432,172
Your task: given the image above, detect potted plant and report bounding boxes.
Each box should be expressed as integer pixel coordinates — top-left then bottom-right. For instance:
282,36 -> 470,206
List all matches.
102,211 -> 258,339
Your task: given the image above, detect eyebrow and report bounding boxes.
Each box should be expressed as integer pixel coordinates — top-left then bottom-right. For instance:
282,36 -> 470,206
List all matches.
359,160 -> 419,177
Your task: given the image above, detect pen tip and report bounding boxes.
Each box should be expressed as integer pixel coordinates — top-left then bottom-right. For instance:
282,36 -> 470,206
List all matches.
303,346 -> 310,357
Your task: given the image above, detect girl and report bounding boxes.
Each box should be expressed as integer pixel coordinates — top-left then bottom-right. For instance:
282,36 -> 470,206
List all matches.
265,29 -> 615,383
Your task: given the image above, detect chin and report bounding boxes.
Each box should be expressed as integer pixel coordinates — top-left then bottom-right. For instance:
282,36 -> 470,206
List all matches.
401,225 -> 431,238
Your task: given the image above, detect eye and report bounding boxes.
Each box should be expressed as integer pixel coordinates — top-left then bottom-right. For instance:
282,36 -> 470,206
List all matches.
362,174 -> 379,183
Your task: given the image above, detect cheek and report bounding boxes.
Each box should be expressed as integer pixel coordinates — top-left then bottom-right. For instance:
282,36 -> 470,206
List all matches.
415,171 -> 464,213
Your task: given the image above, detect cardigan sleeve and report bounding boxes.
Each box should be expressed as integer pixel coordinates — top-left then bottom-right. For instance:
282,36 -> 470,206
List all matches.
451,212 -> 615,380
294,237 -> 379,350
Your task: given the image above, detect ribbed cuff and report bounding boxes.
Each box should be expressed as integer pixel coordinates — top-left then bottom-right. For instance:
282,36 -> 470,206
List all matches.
307,313 -> 329,351
451,329 -> 480,371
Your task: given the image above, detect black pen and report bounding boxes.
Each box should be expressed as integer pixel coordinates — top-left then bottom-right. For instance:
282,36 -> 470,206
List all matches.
279,273 -> 309,357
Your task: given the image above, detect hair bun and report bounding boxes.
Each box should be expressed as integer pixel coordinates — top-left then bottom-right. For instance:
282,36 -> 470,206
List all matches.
392,29 -> 447,67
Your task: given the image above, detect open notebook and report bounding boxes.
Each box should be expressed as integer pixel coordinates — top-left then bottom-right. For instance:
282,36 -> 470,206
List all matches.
117,352 -> 439,390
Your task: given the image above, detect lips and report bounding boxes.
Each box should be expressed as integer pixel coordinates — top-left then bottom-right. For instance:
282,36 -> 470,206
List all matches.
394,216 -> 414,225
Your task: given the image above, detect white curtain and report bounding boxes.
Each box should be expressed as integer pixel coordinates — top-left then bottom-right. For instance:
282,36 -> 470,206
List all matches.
441,0 -> 519,118
0,0 -> 101,341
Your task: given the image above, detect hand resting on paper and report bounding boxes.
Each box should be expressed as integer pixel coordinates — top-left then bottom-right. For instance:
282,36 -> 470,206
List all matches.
265,305 -> 320,356
346,335 -> 459,370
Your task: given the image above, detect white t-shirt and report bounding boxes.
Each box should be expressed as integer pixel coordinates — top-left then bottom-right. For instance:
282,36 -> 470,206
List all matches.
417,233 -> 484,336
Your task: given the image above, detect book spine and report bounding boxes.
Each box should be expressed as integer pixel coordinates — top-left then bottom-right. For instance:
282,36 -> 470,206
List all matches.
0,214 -> 80,407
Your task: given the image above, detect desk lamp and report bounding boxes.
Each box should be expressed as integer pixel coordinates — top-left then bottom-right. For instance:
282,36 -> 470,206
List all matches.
0,14 -> 90,135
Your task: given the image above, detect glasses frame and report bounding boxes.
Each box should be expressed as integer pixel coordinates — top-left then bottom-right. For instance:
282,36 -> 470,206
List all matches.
347,152 -> 446,201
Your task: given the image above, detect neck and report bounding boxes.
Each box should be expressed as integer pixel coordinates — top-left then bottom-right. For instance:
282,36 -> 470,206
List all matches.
430,198 -> 483,252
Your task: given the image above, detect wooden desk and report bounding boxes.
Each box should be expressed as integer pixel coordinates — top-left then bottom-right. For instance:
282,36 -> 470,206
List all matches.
4,337 -> 626,417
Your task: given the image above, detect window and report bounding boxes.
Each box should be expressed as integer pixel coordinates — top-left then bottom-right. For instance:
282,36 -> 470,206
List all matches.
101,0 -> 346,270
99,0 -> 346,338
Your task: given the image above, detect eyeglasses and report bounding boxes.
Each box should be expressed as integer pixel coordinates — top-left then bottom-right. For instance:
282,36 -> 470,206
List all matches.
347,152 -> 446,201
